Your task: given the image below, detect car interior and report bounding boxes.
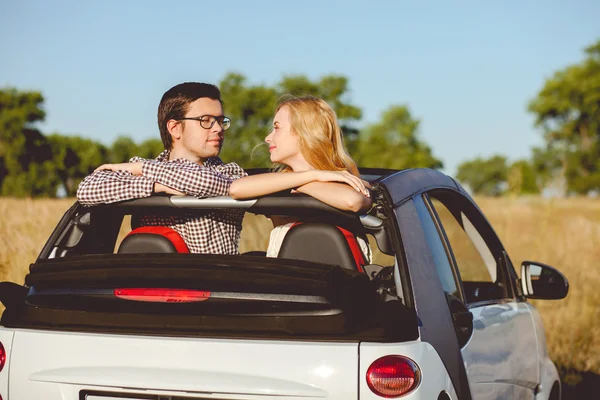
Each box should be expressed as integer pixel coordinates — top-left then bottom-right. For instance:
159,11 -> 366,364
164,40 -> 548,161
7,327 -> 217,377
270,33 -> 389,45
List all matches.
43,191 -> 397,281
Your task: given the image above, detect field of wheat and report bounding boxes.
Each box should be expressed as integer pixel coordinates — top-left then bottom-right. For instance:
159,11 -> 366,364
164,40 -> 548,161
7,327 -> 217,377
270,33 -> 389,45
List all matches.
0,196 -> 598,394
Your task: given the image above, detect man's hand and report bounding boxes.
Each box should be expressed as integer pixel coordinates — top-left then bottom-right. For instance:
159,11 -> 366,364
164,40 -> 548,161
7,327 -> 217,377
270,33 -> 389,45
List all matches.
94,162 -> 143,175
154,183 -> 186,196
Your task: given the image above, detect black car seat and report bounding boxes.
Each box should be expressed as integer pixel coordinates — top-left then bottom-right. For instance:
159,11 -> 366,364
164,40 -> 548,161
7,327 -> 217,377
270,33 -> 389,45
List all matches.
277,222 -> 366,272
117,226 -> 190,253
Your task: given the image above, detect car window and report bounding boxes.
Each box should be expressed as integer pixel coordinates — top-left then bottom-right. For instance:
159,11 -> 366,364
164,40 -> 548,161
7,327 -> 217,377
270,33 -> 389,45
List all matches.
427,194 -> 511,304
416,198 -> 461,298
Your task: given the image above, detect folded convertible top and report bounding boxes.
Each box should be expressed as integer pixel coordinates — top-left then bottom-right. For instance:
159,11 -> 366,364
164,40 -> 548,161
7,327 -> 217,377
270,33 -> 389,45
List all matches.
2,254 -> 417,341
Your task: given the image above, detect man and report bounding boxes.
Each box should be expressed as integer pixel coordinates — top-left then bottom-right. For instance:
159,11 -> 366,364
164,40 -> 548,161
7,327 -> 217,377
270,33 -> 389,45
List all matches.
77,82 -> 247,254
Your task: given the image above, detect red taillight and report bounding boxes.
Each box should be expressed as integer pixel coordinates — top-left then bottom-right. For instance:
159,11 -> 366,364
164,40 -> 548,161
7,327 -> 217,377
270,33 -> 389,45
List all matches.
366,355 -> 420,398
114,288 -> 211,303
0,341 -> 6,372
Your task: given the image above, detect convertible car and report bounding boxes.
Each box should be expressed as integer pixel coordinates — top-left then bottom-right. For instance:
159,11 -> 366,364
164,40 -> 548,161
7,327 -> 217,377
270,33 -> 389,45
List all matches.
0,168 -> 568,400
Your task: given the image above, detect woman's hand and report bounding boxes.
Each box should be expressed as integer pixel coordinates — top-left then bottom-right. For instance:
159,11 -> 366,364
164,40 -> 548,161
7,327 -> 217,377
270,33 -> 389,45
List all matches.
315,170 -> 370,197
94,162 -> 143,176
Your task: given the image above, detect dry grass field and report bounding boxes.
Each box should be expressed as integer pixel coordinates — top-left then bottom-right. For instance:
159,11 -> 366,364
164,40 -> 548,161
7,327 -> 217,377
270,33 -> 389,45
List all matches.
0,196 -> 598,395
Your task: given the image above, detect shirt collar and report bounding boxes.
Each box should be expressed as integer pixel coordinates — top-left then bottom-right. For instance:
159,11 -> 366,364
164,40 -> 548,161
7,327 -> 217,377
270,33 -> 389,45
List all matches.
155,150 -> 222,167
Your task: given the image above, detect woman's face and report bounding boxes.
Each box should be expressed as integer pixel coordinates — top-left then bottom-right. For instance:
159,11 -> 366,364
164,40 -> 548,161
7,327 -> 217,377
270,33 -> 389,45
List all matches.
265,106 -> 302,165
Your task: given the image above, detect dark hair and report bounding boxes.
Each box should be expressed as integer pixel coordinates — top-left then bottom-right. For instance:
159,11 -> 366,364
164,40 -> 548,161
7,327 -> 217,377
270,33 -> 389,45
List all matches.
157,82 -> 222,150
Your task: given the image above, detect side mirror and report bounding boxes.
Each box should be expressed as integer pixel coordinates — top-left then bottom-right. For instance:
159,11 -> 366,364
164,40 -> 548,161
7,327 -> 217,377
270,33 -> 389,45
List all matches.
521,261 -> 569,300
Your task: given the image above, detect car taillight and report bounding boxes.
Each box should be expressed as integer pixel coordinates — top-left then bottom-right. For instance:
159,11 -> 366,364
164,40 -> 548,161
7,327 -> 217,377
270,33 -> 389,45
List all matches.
366,355 -> 420,398
114,288 -> 211,303
0,341 -> 5,372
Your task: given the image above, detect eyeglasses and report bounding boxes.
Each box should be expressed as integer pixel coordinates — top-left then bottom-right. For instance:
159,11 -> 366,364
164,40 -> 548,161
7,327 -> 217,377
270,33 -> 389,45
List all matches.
179,115 -> 231,130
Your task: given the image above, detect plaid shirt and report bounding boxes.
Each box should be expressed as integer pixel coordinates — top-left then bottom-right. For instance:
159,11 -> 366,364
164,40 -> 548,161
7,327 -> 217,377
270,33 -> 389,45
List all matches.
77,150 -> 247,254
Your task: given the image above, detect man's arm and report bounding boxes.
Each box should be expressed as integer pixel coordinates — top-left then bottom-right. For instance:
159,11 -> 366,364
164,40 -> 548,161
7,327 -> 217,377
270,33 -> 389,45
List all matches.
141,160 -> 243,198
76,170 -> 155,206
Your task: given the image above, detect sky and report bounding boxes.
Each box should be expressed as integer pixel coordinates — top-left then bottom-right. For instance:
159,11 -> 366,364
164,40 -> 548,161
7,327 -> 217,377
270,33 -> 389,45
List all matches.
1,0 -> 599,175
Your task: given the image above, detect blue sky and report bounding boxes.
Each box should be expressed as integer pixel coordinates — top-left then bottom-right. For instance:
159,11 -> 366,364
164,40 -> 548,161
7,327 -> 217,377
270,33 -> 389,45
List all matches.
1,0 -> 599,175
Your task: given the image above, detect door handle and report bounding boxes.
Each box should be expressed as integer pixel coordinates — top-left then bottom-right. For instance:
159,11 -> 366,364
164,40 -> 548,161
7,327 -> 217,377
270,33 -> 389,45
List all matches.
445,293 -> 474,348
453,310 -> 473,327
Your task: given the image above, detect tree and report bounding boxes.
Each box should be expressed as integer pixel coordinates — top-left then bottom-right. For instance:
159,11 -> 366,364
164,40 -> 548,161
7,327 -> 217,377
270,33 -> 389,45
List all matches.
507,160 -> 540,196
528,39 -> 600,194
278,75 -> 362,146
218,72 -> 363,168
0,73 -> 446,196
456,155 -> 508,196
109,135 -> 139,164
47,134 -> 108,196
0,88 -> 59,196
354,105 -> 443,170
137,138 -> 164,159
218,73 -> 279,167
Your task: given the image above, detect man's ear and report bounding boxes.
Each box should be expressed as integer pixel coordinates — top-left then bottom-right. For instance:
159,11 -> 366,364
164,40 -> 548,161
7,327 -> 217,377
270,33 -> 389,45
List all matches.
167,119 -> 182,141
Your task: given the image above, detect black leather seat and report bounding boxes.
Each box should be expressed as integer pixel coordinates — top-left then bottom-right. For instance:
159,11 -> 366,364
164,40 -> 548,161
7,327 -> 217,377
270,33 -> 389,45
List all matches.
277,222 -> 366,271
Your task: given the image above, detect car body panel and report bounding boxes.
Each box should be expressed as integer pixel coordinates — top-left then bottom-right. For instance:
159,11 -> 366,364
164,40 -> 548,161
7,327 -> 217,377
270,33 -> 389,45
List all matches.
463,302 -> 538,399
529,304 -> 561,400
379,170 -> 561,400
9,329 -> 359,399
359,341 -> 458,399
394,197 -> 473,399
0,329 -> 13,397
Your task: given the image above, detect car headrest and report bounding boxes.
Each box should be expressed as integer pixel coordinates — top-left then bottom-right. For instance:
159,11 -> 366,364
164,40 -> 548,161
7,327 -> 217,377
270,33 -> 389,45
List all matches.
117,226 -> 190,254
277,222 -> 365,272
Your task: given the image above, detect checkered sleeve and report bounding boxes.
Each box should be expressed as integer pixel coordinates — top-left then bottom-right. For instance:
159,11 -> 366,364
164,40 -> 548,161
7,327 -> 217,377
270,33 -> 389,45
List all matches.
76,170 -> 155,206
141,160 -> 234,198
215,161 -> 248,180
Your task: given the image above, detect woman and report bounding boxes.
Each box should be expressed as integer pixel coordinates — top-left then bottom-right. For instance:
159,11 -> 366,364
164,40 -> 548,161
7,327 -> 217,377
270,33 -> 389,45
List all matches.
229,95 -> 372,260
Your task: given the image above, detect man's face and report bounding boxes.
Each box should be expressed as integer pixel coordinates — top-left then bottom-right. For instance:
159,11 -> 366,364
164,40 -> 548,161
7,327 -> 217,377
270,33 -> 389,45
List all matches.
173,97 -> 225,163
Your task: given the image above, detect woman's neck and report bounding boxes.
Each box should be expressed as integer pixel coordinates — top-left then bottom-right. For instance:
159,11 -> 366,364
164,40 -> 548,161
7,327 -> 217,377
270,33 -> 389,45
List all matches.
286,155 -> 313,172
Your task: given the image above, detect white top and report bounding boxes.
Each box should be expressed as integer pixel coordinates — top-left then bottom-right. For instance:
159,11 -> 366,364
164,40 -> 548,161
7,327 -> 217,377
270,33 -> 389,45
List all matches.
266,223 -> 372,264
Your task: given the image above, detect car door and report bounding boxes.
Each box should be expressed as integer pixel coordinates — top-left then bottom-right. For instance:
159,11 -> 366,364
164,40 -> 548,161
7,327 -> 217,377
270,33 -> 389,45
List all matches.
420,190 -> 540,400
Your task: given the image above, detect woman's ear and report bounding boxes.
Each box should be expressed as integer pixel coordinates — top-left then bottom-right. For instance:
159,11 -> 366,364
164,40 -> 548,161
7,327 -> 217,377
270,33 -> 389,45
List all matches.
167,119 -> 182,141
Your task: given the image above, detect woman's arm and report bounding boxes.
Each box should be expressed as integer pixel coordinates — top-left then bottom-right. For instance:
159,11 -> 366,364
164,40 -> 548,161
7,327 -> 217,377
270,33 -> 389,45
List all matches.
230,171 -> 371,213
229,170 -> 368,200
229,171 -> 316,199
295,181 -> 372,213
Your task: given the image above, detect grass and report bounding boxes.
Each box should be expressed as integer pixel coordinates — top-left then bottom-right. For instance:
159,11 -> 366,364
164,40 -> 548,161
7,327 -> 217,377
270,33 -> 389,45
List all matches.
474,196 -> 600,397
1,196 -> 598,396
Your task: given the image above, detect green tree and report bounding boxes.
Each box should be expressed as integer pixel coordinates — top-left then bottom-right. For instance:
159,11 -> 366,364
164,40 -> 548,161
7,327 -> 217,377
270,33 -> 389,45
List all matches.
1,74 -> 446,196
456,155 -> 508,196
0,88 -> 59,196
47,134 -> 108,196
528,39 -> 600,194
507,159 -> 540,196
218,72 -> 279,167
278,74 -> 362,146
218,72 -> 363,168
354,105 -> 443,170
137,138 -> 164,159
109,135 -> 139,163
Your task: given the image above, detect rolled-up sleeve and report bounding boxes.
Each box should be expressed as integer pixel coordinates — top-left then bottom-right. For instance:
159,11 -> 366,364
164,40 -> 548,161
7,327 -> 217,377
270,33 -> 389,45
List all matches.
77,170 -> 155,206
142,160 -> 233,198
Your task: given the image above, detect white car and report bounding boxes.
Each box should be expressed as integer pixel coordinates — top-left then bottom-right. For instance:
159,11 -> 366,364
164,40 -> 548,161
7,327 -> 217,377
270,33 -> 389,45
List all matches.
0,168 -> 568,399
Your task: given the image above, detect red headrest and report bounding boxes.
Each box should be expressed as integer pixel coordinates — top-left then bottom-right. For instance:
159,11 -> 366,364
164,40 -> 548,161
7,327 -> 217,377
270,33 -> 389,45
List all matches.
118,226 -> 190,254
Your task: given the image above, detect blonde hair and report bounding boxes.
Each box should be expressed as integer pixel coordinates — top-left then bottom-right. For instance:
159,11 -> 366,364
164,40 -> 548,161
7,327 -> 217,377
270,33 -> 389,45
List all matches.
274,95 -> 360,176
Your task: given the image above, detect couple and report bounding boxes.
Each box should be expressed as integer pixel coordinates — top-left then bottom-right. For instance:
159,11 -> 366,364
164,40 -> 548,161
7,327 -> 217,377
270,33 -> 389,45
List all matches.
77,82 -> 372,258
